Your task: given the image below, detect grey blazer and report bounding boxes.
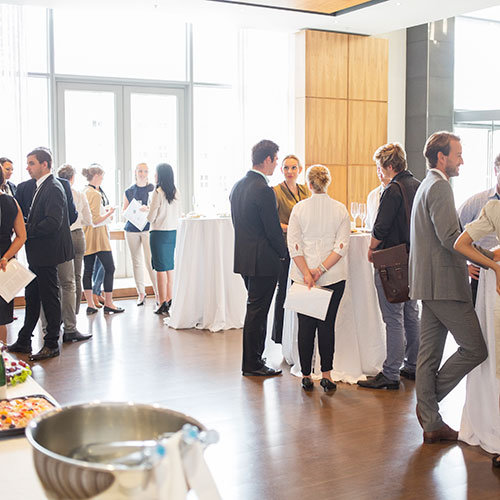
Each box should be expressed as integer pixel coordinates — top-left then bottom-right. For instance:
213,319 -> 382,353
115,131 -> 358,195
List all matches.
409,170 -> 471,302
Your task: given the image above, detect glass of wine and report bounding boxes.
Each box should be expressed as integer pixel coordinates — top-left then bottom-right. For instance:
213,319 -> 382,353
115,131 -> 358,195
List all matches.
350,201 -> 359,229
359,203 -> 367,230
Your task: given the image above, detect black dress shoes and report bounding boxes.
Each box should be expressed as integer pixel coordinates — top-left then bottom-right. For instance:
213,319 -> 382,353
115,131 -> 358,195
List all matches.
30,346 -> 60,361
242,365 -> 282,376
320,378 -> 337,392
154,301 -> 170,316
7,341 -> 32,354
302,377 -> 314,391
104,305 -> 125,314
400,367 -> 416,380
86,306 -> 98,315
357,372 -> 400,390
63,331 -> 93,343
423,422 -> 458,444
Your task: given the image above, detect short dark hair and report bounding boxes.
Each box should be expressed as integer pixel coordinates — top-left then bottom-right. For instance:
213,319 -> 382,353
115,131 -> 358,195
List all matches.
0,157 -> 12,166
423,132 -> 460,169
0,166 -> 4,187
252,140 -> 279,166
27,147 -> 53,170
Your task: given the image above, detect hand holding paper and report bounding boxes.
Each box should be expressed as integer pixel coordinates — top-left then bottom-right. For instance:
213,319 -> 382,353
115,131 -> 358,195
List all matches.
284,282 -> 333,321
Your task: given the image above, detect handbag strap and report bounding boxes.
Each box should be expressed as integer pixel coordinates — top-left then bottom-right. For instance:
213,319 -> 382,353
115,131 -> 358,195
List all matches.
392,180 -> 411,239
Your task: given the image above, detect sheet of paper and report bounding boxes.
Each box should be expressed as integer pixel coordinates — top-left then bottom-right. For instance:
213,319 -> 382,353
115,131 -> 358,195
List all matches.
123,198 -> 148,231
0,259 -> 36,303
284,282 -> 333,321
94,204 -> 116,228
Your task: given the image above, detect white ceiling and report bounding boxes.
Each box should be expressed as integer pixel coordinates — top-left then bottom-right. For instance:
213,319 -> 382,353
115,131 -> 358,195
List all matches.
6,0 -> 500,34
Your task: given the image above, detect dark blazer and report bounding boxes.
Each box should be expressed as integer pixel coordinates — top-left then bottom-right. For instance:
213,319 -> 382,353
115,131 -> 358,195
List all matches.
15,177 -> 78,225
6,181 -> 16,196
372,170 -> 420,250
24,174 -> 74,267
230,170 -> 287,277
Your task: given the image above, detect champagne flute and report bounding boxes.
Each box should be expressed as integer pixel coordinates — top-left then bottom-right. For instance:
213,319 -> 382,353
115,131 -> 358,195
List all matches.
359,203 -> 367,230
350,201 -> 359,228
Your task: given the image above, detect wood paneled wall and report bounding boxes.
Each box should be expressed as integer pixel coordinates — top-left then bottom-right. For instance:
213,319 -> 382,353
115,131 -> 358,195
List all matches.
295,30 -> 388,208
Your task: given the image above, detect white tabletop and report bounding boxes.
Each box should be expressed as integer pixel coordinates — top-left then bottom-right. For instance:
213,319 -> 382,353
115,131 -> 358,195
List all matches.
278,233 -> 386,383
459,268 -> 500,453
168,217 -> 247,332
1,373 -> 55,498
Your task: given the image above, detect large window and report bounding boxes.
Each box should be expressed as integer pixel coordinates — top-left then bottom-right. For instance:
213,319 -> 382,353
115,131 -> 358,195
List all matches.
53,9 -> 186,81
453,15 -> 500,207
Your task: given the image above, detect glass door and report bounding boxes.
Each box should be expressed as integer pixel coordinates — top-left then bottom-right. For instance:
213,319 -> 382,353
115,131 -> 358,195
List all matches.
57,81 -> 186,279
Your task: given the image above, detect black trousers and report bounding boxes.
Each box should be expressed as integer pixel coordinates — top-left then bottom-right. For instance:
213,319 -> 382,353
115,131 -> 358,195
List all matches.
242,274 -> 278,372
18,264 -> 61,349
471,277 -> 478,307
83,251 -> 115,293
298,280 -> 345,376
271,253 -> 290,344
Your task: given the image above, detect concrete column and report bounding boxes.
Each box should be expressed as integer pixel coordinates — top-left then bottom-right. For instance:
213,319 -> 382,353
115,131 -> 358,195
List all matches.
405,18 -> 455,180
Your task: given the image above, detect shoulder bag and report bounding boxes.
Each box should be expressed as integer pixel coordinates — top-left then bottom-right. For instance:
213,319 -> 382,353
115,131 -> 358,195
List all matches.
371,180 -> 411,303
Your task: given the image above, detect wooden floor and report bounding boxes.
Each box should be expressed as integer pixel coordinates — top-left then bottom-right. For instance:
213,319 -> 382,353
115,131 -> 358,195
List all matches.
5,299 -> 500,500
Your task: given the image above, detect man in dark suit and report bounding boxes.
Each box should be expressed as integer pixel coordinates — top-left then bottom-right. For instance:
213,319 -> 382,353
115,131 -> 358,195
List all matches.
15,175 -> 90,344
230,140 -> 287,376
8,148 -> 75,361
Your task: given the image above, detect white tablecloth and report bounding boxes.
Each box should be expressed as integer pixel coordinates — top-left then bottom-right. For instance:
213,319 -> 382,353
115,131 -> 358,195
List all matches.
279,233 -> 386,383
169,217 -> 247,332
459,268 -> 500,453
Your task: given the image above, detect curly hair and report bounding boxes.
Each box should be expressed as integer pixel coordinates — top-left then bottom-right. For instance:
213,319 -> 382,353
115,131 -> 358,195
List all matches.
306,165 -> 331,193
373,143 -> 407,173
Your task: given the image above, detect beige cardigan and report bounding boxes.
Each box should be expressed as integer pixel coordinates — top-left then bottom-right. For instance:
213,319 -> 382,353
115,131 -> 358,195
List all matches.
83,186 -> 111,255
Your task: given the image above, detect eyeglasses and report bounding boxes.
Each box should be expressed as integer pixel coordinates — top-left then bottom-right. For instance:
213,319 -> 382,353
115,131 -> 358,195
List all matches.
283,166 -> 298,171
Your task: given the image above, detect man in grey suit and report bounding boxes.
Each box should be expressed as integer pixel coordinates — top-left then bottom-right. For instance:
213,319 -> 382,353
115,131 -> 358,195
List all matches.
409,131 -> 488,444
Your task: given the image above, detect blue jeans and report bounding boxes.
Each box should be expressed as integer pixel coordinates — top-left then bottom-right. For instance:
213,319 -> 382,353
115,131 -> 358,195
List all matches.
92,258 -> 105,295
374,269 -> 420,381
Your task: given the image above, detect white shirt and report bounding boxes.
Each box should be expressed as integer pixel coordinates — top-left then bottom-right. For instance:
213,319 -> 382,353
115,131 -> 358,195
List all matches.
147,187 -> 181,231
287,193 -> 351,286
429,168 -> 448,181
366,184 -> 385,231
70,188 -> 92,231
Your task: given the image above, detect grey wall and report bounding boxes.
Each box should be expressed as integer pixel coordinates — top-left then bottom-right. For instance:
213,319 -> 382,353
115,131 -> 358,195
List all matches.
405,18 -> 455,180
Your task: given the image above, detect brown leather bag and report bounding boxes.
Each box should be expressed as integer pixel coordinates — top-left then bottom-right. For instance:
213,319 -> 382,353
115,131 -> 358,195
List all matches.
371,243 -> 409,303
371,180 -> 411,304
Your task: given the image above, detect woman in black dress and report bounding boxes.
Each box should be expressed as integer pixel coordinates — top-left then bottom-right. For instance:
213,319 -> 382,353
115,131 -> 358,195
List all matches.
0,168 -> 26,343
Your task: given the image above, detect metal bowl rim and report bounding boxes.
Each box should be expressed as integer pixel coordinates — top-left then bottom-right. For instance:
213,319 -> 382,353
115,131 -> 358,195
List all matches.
25,400 -> 205,472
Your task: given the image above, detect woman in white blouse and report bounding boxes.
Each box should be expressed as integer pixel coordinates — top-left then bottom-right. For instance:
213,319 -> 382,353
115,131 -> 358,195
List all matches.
147,163 -> 181,316
454,200 -> 500,468
287,165 -> 350,392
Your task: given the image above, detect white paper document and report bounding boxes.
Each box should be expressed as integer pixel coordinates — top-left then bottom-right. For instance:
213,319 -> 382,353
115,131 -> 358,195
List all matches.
0,259 -> 36,303
284,282 -> 333,321
123,198 -> 148,231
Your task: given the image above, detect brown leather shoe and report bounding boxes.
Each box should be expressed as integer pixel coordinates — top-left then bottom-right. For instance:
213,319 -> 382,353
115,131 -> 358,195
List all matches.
423,422 -> 458,444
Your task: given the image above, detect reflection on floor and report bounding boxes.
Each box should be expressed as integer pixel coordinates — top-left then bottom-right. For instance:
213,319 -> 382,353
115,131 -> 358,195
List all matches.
7,299 -> 500,500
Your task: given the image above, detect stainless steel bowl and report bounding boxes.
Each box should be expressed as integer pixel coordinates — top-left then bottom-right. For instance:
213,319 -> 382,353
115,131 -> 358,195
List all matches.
25,401 -> 206,499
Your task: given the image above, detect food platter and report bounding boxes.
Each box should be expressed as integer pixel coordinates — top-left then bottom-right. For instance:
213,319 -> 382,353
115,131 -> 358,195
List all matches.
0,395 -> 57,437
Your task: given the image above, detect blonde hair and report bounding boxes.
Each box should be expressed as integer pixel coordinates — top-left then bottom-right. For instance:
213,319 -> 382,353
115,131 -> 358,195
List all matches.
306,165 -> 331,193
81,163 -> 104,182
373,143 -> 407,173
281,154 -> 302,168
